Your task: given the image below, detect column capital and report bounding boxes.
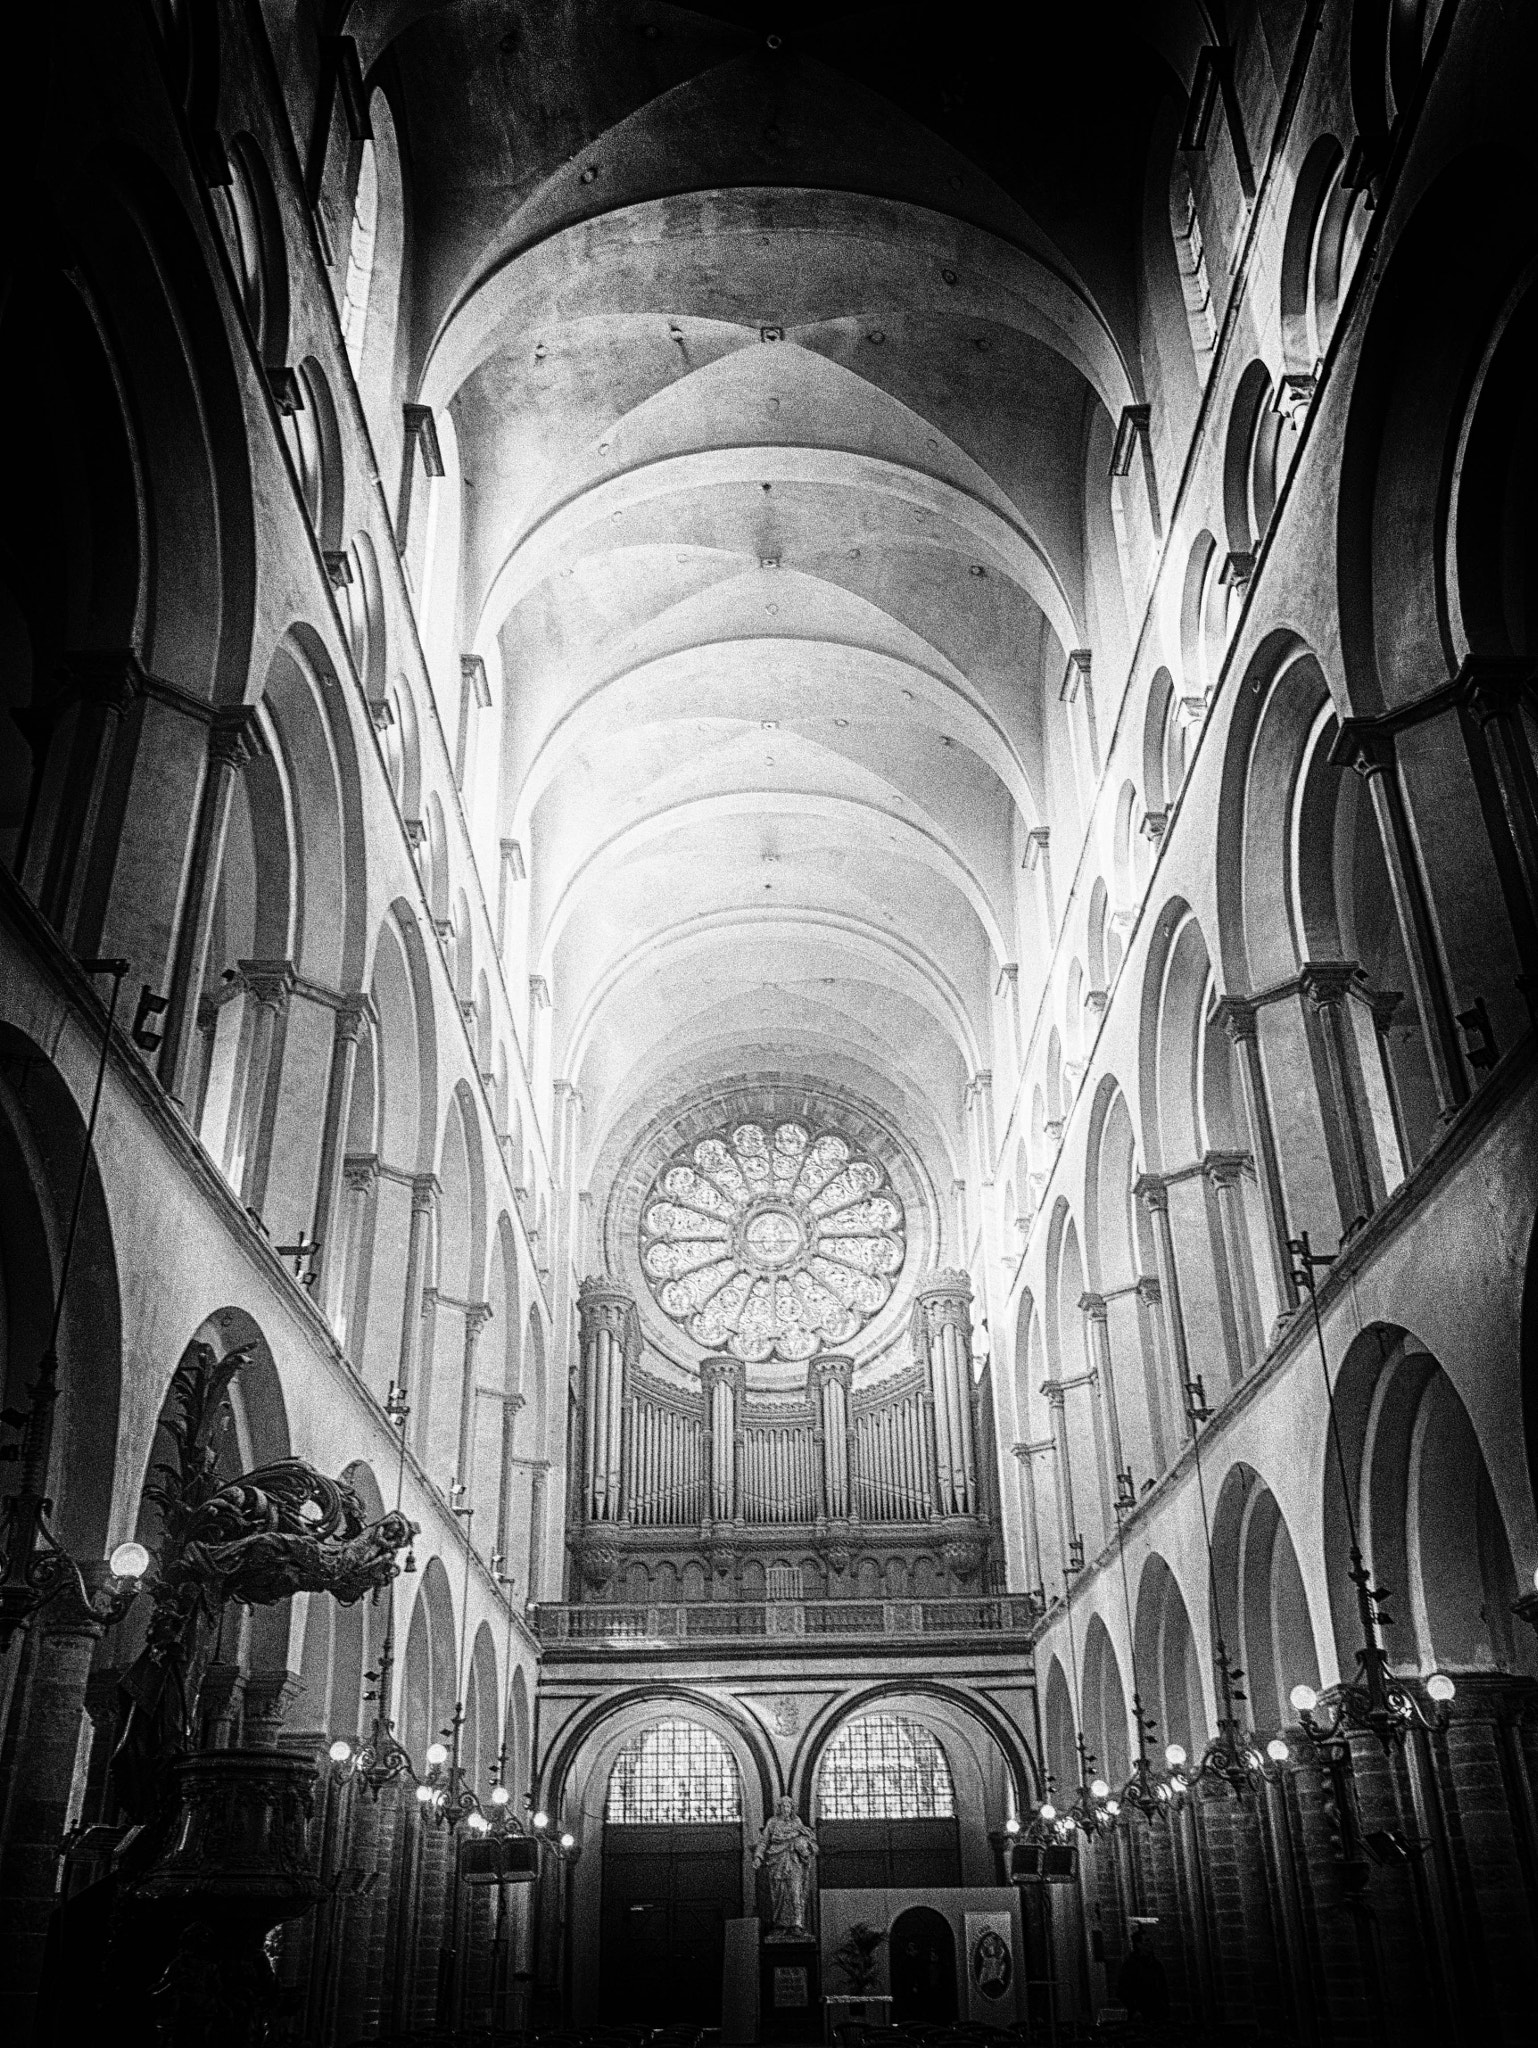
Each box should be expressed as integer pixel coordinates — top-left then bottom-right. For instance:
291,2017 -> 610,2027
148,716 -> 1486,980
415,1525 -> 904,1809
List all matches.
1213,994 -> 1259,1043
1367,987 -> 1405,1033
460,651 -> 491,707
1139,806 -> 1168,843
995,961 -> 1019,993
1132,1171 -> 1168,1211
1201,1148 -> 1251,1189
1455,653 -> 1536,724
1077,1290 -> 1109,1323
1012,1438 -> 1056,1460
411,1172 -> 442,1214
1328,718 -> 1395,780
62,647 -> 147,714
1040,1380 -> 1067,1412
237,957 -> 296,1012
334,991 -> 378,1044
1300,960 -> 1364,1012
1134,1274 -> 1162,1306
1109,402 -> 1151,477
343,1150 -> 380,1194
1023,824 -> 1051,870
701,1354 -> 745,1394
209,705 -> 262,771
464,1300 -> 494,1335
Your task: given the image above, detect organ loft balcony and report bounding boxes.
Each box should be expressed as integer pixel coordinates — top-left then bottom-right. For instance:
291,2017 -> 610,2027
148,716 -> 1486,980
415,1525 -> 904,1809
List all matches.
533,1586 -> 1039,1661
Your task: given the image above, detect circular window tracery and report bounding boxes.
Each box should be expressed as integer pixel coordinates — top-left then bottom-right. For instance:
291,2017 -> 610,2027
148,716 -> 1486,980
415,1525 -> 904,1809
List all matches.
639,1120 -> 905,1362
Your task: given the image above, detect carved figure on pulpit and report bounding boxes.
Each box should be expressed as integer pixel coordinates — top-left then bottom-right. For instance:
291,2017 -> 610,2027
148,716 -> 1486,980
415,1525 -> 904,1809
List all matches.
753,1795 -> 819,1940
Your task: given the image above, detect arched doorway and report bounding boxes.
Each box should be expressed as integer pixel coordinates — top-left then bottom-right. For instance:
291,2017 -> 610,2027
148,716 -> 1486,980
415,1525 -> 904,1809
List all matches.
889,1906 -> 957,2025
600,1717 -> 744,2023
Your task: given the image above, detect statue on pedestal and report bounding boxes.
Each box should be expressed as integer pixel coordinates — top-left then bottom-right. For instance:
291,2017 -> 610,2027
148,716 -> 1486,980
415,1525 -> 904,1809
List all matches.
753,1796 -> 819,1941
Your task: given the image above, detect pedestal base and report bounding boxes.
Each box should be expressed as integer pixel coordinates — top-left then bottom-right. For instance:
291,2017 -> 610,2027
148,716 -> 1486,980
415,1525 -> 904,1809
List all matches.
761,1933 -> 820,2043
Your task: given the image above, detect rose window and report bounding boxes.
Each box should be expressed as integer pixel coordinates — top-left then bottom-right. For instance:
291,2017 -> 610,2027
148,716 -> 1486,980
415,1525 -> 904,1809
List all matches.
639,1121 -> 906,1362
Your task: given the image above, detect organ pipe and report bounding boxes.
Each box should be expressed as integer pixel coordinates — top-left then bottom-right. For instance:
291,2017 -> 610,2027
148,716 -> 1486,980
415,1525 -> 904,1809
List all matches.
915,1270 -> 978,1517
577,1277 -> 639,1523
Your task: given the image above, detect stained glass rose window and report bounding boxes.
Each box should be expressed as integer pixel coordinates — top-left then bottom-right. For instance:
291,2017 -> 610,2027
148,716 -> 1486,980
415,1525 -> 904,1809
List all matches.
639,1121 -> 906,1362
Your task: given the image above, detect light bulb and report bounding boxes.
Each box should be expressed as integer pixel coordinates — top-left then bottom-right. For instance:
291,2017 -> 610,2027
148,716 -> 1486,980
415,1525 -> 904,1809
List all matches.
560,1832 -> 576,1850
491,1784 -> 511,1806
1004,1817 -> 1020,1836
468,1812 -> 489,1833
1106,1800 -> 1120,1816
1266,1738 -> 1290,1763
425,1742 -> 449,1767
415,1783 -> 433,1804
1039,1803 -> 1056,1822
1289,1683 -> 1317,1714
1090,1778 -> 1109,1800
532,1810 -> 549,1830
1426,1672 -> 1456,1703
328,1739 -> 352,1763
1164,1744 -> 1186,1768
109,1540 -> 151,1581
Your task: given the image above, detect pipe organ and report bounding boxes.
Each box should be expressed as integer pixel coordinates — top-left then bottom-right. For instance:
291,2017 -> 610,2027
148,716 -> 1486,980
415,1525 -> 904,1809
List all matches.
569,1270 -> 996,1595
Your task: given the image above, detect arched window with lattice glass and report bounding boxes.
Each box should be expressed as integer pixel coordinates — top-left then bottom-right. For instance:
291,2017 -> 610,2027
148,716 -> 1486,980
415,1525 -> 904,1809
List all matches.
605,1717 -> 743,1825
817,1713 -> 956,1820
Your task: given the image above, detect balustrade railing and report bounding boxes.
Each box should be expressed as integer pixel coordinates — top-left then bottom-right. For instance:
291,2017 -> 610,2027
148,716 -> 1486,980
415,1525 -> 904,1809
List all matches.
533,1594 -> 1036,1645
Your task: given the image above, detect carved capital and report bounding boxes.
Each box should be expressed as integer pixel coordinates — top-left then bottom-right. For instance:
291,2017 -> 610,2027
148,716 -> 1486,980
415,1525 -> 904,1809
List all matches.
1300,961 -> 1363,1013
1077,1290 -> 1109,1324
1041,1381 -> 1067,1412
1132,1172 -> 1168,1212
209,707 -> 260,773
62,649 -> 146,715
1456,654 -> 1537,726
1139,807 -> 1168,844
1214,995 -> 1258,1045
237,958 -> 296,1013
1134,1274 -> 1162,1307
335,992 -> 376,1045
411,1173 -> 441,1215
343,1151 -> 379,1195
1201,1149 -> 1251,1190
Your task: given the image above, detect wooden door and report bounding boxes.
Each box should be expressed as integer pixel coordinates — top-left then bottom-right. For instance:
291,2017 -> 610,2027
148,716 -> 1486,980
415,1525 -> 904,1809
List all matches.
601,1823 -> 742,2022
889,1905 -> 958,2025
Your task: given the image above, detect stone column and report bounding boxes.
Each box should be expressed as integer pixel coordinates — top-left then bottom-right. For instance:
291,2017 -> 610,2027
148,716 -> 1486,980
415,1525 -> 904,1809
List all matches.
526,1465 -> 548,1603
916,1270 -> 977,1515
455,1302 -> 494,1505
1042,1382 -> 1076,1573
312,994 -> 375,1322
233,958 -> 296,1216
1202,1151 -> 1263,1378
1300,964 -> 1378,1232
1012,1438 -> 1054,1600
1134,1175 -> 1193,1432
397,1174 -> 440,1401
1215,997 -> 1297,1320
1134,1275 -> 1172,1471
159,710 -> 258,1101
336,1153 -> 380,1358
0,1585 -> 106,2040
1330,723 -> 1470,1114
1079,1293 -> 1123,1479
577,1278 -> 637,1523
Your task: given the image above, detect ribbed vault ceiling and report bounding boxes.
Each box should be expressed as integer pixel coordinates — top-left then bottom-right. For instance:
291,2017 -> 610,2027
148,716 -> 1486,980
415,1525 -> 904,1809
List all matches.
385,0 -> 1211,1206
